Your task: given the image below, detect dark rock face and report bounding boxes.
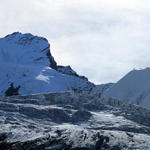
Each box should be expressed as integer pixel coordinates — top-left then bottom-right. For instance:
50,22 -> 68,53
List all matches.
0,133 -> 8,141
56,65 -> 88,80
57,65 -> 78,76
0,132 -> 123,150
48,108 -> 70,123
5,83 -> 20,96
71,110 -> 92,123
46,49 -> 57,69
95,133 -> 110,150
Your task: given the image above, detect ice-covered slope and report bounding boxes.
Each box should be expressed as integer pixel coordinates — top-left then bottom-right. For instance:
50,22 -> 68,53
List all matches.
0,92 -> 150,149
0,32 -> 94,96
0,32 -> 56,68
104,68 -> 150,109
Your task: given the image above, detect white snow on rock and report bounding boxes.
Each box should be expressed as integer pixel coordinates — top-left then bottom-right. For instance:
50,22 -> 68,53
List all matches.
0,32 -> 94,96
0,32 -> 52,66
0,32 -> 150,149
104,68 -> 150,109
0,92 -> 150,149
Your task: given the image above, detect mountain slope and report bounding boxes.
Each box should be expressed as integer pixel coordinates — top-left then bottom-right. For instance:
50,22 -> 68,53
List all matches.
0,32 -> 56,68
92,83 -> 113,95
0,92 -> 150,149
0,32 -> 94,96
104,68 -> 150,109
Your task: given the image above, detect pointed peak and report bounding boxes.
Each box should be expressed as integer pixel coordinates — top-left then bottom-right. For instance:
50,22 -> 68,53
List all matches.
3,32 -> 48,46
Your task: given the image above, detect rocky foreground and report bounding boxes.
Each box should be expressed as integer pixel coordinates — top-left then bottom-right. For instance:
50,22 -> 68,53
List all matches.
0,92 -> 150,150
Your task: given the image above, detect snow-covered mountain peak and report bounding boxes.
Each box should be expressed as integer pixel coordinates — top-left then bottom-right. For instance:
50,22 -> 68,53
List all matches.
0,32 -> 56,68
0,32 -> 94,96
4,32 -> 48,47
104,67 -> 150,109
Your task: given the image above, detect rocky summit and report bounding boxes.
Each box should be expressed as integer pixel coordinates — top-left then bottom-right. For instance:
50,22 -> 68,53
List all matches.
0,32 -> 95,97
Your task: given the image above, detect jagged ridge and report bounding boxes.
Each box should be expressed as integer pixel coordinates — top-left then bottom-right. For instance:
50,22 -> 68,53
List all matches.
0,32 -> 94,97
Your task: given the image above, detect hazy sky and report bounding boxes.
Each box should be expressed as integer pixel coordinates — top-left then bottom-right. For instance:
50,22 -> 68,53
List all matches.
1,0 -> 150,84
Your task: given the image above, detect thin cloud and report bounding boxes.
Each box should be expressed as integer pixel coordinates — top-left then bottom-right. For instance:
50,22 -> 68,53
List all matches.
0,0 -> 150,84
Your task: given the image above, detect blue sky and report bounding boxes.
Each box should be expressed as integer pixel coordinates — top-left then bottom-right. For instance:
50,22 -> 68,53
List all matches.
1,0 -> 150,84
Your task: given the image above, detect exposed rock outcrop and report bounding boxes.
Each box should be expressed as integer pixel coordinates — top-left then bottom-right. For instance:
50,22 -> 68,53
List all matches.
0,92 -> 150,149
5,83 -> 20,96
